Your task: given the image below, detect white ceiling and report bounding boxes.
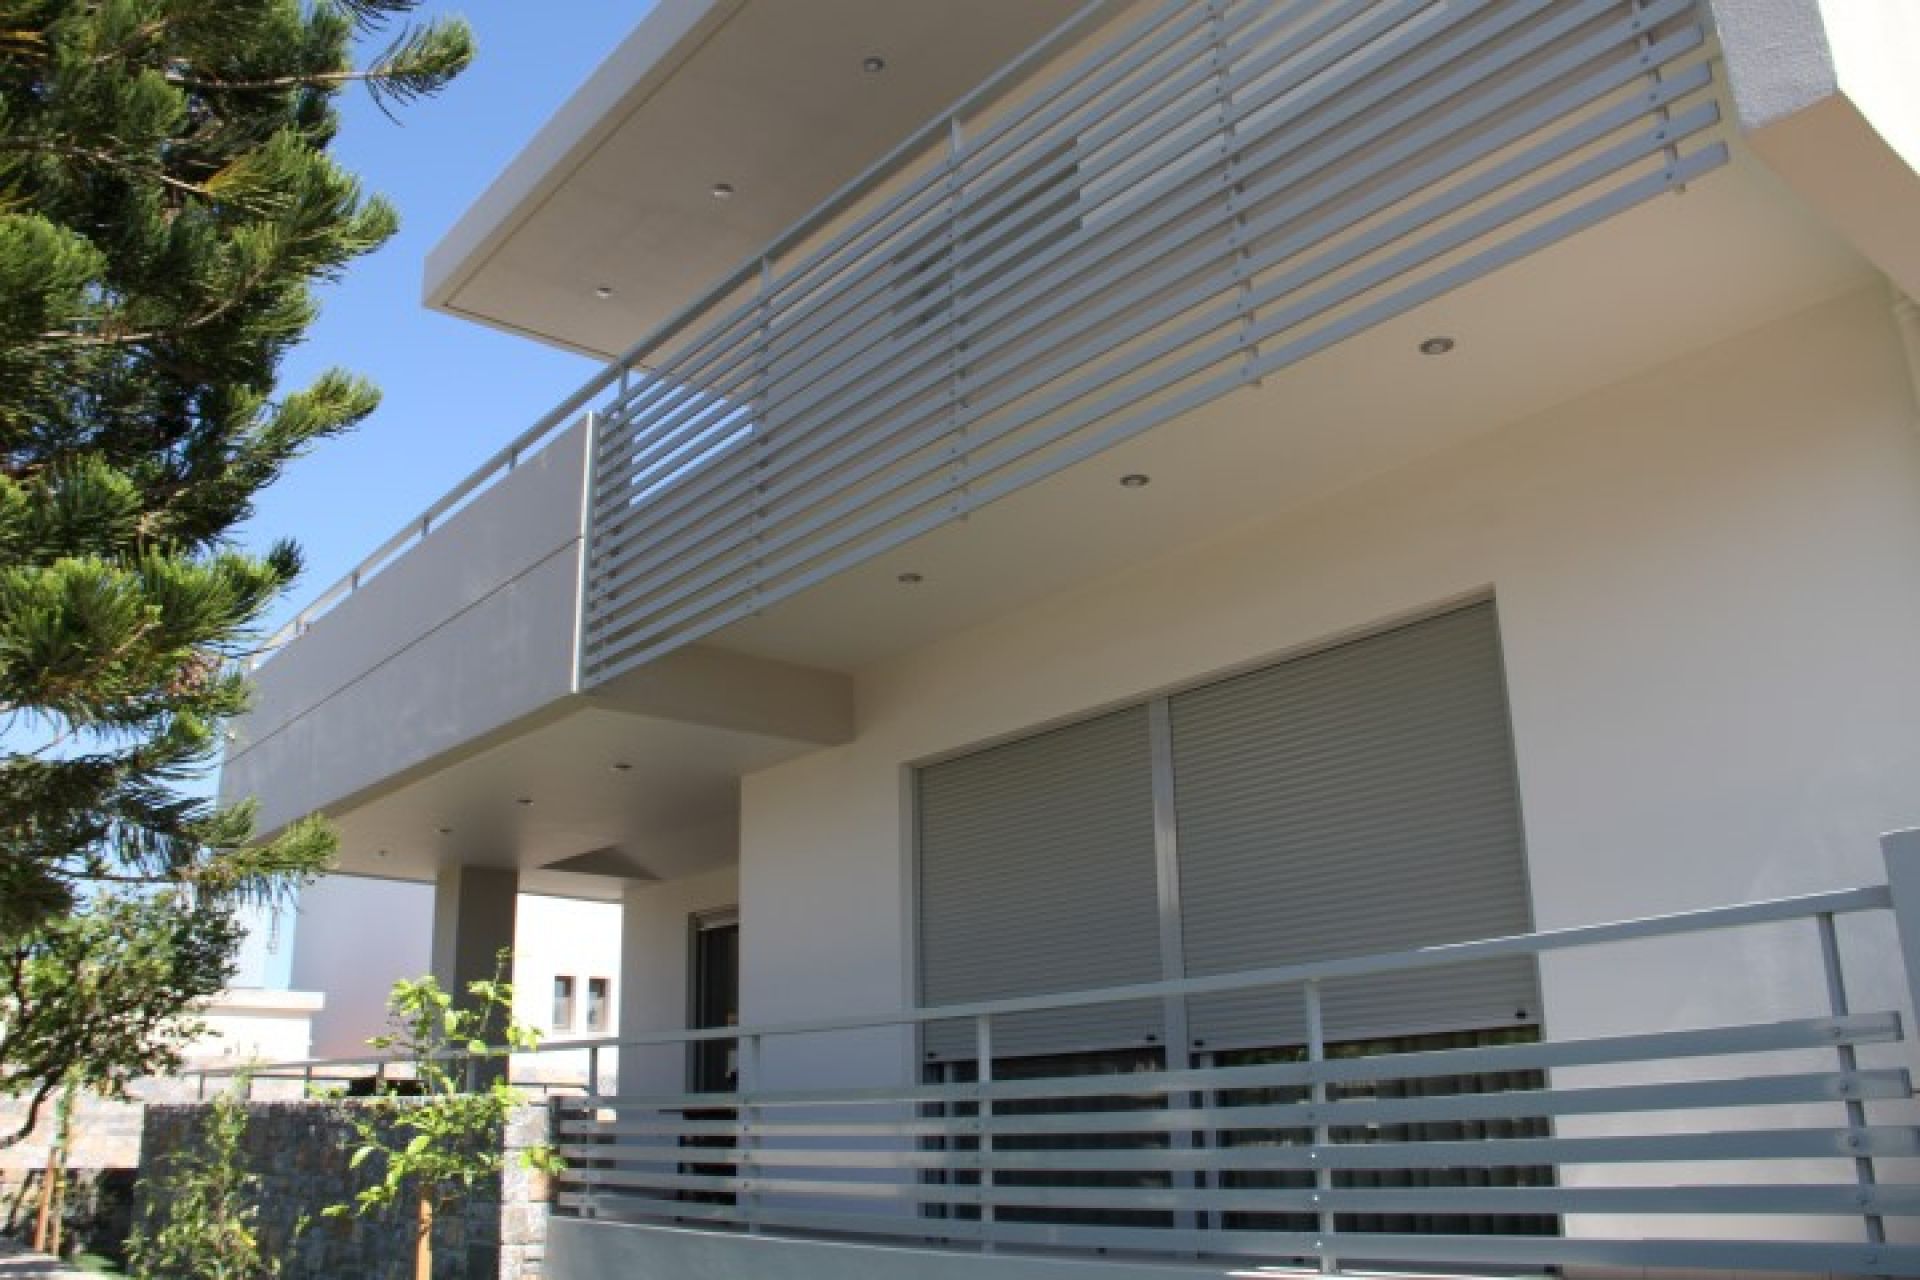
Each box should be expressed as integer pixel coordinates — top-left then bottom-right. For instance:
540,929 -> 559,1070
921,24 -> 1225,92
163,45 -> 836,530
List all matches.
326,706 -> 813,899
427,0 -> 1101,358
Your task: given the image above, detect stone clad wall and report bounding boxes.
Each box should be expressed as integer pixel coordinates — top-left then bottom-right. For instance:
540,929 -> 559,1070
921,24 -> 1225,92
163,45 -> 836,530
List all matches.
138,1101 -> 553,1280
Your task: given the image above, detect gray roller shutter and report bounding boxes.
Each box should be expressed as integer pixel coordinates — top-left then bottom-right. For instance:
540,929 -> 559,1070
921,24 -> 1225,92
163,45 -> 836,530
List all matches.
1170,602 -> 1539,1051
917,706 -> 1163,1061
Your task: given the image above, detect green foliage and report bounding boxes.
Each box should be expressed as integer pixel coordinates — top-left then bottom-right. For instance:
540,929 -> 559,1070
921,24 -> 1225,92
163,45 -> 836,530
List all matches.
126,1075 -> 294,1280
0,0 -> 473,928
327,953 -> 562,1238
0,889 -> 239,1149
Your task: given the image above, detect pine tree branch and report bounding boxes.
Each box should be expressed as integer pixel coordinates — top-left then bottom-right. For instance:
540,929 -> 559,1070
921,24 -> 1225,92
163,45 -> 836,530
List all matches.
64,869 -> 182,887
0,138 -> 213,199
164,67 -> 382,94
34,252 -> 284,350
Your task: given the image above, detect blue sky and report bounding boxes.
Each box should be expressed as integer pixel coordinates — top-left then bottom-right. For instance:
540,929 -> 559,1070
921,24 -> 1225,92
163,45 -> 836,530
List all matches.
231,2 -> 659,984
242,1 -> 656,625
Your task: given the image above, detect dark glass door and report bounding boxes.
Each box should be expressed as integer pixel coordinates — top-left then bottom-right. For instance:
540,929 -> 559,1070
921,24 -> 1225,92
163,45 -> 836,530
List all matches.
690,919 -> 739,1093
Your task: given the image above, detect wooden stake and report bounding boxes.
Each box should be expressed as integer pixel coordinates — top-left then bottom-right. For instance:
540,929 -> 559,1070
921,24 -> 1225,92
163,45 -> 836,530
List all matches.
33,1084 -> 75,1256
415,1190 -> 433,1280
30,1083 -> 74,1254
31,1144 -> 55,1253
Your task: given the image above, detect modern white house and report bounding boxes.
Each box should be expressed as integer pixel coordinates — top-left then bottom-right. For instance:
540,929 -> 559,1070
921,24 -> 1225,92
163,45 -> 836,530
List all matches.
219,0 -> 1920,1275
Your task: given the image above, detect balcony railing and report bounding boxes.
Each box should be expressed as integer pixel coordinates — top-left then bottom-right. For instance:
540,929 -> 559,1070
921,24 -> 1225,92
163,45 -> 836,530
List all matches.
575,0 -> 1728,684
544,832 -> 1920,1277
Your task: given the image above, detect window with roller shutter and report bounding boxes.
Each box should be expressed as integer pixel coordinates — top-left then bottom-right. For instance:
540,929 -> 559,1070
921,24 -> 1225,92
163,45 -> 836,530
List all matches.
914,600 -> 1538,1062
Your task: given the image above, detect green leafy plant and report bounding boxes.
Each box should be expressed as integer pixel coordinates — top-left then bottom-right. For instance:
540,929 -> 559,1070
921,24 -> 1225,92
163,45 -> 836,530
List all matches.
0,890 -> 240,1151
127,1075 -> 296,1280
327,953 -> 563,1280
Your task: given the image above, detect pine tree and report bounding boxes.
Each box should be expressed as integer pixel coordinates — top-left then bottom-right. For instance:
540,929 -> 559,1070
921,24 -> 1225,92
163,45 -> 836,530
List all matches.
0,1 -> 473,930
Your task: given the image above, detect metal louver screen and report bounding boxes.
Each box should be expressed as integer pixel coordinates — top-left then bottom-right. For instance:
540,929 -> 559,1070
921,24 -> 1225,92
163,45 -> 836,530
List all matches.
917,706 -> 1163,1061
580,0 -> 1725,682
1170,602 -> 1538,1050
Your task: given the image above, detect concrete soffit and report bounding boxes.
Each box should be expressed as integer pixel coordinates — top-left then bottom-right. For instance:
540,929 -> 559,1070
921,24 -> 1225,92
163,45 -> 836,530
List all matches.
1709,0 -> 1920,301
583,644 -> 855,747
423,0 -> 746,335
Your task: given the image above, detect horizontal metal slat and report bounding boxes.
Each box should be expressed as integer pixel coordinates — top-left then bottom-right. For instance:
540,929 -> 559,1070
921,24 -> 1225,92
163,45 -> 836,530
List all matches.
562,1124 -> 1918,1178
557,1067 -> 1906,1141
557,1167 -> 1920,1218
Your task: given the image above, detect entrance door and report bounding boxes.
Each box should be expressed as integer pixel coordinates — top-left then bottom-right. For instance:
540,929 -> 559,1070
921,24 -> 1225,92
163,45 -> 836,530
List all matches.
690,912 -> 739,1093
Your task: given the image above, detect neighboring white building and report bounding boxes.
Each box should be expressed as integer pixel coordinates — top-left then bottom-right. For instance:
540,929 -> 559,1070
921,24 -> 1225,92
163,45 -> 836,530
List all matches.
221,2 -> 1920,1277
187,989 -> 326,1069
288,875 -> 620,1088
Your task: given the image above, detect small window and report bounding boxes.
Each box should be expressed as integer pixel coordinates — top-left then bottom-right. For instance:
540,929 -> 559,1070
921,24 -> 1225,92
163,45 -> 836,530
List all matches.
586,977 -> 611,1033
552,976 -> 576,1031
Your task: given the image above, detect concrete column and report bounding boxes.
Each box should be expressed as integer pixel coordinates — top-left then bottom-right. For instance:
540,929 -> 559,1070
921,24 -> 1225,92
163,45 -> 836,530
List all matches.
431,865 -> 519,1082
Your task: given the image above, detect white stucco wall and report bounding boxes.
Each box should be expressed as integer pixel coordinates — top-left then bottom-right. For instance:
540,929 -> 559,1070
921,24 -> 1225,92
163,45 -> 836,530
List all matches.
513,892 -> 623,1089
733,286 -> 1920,1235
292,874 -> 622,1085
616,864 -> 739,1095
291,875 -> 434,1060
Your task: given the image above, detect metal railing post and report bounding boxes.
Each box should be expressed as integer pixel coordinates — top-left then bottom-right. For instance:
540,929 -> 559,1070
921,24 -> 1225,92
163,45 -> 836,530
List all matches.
587,1044 -> 601,1098
1880,830 -> 1920,1019
741,1032 -> 762,1234
1304,980 -> 1334,1274
1817,911 -> 1885,1244
945,114 -> 972,522
747,256 -> 773,616
974,1014 -> 995,1252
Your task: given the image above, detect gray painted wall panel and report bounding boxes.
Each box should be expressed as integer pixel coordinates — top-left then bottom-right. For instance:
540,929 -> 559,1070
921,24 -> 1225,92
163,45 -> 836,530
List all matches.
220,423 -> 589,831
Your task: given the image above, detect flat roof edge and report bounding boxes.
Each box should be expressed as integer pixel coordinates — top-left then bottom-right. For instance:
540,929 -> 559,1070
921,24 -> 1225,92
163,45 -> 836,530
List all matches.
422,0 -> 746,321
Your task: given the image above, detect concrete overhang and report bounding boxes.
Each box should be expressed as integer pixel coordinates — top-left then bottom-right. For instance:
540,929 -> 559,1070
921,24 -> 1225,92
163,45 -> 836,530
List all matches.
1710,0 -> 1920,299
425,0 -> 1102,358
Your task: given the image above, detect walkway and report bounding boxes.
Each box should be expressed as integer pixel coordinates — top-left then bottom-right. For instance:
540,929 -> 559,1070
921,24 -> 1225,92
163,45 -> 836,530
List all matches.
0,1241 -> 95,1277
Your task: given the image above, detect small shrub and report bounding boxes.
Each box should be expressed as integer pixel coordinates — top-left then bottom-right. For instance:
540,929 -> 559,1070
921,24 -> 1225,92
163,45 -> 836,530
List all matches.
126,1079 -> 297,1280
327,953 -> 562,1279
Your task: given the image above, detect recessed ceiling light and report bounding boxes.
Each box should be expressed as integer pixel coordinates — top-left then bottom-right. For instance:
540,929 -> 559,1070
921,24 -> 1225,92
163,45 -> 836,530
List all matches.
711,182 -> 736,201
1119,473 -> 1151,488
594,285 -> 613,300
862,55 -> 887,74
516,796 -> 534,806
611,762 -> 633,772
376,849 -> 389,859
436,826 -> 453,836
897,571 -> 924,585
1419,336 -> 1456,356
